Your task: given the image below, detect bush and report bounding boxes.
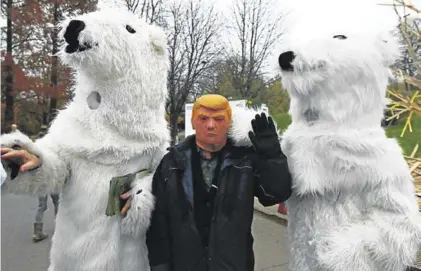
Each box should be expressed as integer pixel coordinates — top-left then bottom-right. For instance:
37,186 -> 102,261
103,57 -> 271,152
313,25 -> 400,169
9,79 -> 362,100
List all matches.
272,113 -> 292,133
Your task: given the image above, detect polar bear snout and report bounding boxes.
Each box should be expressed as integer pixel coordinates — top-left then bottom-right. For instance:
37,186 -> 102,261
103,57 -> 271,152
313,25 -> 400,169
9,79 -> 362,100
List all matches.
64,20 -> 95,54
278,51 -> 295,71
64,20 -> 85,44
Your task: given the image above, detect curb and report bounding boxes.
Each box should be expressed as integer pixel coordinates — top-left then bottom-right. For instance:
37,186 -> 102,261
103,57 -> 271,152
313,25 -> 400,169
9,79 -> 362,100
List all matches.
253,198 -> 288,222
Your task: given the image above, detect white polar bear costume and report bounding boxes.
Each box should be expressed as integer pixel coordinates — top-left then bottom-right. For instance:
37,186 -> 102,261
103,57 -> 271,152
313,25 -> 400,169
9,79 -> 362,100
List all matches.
275,1 -> 421,270
1,9 -> 169,271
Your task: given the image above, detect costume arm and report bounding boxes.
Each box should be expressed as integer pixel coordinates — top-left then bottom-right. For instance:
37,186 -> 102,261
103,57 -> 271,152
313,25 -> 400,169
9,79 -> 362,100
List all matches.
121,148 -> 167,237
316,179 -> 421,271
253,153 -> 292,206
1,131 -> 69,196
120,173 -> 155,237
146,158 -> 173,269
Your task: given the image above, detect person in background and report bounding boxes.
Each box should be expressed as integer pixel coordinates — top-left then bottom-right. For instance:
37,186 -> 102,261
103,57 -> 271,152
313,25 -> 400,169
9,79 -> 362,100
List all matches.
32,125 -> 60,243
10,124 -> 19,133
145,94 -> 292,271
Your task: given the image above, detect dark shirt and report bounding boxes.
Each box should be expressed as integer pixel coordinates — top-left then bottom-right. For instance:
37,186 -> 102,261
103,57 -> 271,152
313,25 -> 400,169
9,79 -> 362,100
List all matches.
198,147 -> 220,191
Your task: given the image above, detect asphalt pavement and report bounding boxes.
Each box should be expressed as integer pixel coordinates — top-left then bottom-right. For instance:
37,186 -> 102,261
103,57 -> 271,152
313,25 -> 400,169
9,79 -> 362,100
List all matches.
1,187 -> 290,271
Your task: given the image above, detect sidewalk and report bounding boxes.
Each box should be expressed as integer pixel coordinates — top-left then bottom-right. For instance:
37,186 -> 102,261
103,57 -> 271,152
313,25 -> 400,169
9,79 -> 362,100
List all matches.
253,199 -> 290,270
253,210 -> 290,271
253,198 -> 288,222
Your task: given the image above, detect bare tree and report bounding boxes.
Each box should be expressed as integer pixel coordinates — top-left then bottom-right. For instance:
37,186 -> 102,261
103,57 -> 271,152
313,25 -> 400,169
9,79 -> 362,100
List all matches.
192,60 -> 223,97
227,0 -> 285,98
395,16 -> 421,91
166,0 -> 222,145
123,0 -> 166,25
392,1 -> 421,79
48,1 -> 60,125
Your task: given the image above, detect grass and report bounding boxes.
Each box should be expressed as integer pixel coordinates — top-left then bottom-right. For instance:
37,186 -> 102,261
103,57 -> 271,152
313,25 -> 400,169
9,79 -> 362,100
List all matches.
272,113 -> 421,157
385,115 -> 421,157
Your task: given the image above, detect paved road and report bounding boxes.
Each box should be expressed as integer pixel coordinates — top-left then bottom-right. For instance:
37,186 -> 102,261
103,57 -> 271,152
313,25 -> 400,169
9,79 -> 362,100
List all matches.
1,188 -> 52,271
1,187 -> 290,271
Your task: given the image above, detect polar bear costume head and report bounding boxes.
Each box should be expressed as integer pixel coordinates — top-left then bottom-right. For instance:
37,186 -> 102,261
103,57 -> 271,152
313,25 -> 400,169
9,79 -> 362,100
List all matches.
274,0 -> 400,128
58,8 -> 167,82
41,9 -> 171,164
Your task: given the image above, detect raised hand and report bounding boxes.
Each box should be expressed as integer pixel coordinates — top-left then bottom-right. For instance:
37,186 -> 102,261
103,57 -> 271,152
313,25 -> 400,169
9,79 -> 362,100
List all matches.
248,113 -> 283,159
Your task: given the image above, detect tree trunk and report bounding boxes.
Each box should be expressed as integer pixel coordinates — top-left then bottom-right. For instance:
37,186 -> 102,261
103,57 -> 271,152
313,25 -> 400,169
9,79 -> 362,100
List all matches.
4,0 -> 14,133
48,2 -> 60,124
42,110 -> 48,126
170,113 -> 179,146
42,98 -> 49,125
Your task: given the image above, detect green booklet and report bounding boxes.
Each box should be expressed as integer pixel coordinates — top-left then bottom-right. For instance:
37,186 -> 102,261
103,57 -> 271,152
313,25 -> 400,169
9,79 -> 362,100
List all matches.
105,168 -> 150,216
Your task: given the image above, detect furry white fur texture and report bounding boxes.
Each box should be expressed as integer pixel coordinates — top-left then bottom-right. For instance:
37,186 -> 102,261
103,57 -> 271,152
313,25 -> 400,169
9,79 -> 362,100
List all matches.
229,106 -> 279,147
1,9 -> 169,271
275,1 -> 421,270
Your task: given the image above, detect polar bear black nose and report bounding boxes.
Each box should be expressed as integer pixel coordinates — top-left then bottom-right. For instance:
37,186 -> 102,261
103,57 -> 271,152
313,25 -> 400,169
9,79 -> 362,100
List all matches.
64,20 -> 85,44
278,51 -> 295,71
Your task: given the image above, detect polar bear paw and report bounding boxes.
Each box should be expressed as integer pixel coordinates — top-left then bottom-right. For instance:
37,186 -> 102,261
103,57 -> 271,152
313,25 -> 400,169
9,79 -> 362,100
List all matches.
120,174 -> 155,237
0,131 -> 56,196
1,131 -> 41,156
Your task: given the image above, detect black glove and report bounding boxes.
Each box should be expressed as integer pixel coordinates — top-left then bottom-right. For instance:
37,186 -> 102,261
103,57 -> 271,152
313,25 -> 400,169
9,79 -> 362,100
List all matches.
248,113 -> 284,159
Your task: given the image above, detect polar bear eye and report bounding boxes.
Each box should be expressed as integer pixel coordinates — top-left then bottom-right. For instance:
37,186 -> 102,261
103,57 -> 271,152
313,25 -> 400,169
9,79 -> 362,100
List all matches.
126,25 -> 136,34
333,35 -> 347,40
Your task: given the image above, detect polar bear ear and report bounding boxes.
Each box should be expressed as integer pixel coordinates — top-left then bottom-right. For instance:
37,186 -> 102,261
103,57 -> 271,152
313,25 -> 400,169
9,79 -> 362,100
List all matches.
148,25 -> 167,55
